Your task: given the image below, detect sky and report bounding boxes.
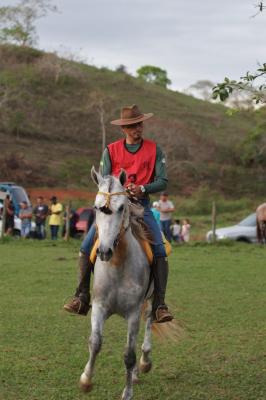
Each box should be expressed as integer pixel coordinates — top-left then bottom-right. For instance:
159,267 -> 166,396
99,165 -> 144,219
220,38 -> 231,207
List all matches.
1,0 -> 266,91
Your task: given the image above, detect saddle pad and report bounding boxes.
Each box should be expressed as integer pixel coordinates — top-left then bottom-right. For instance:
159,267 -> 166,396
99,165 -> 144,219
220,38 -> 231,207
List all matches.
90,236 -> 172,265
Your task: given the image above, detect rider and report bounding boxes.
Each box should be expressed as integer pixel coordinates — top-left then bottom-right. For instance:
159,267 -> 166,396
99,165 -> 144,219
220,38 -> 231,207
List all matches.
64,104 -> 174,323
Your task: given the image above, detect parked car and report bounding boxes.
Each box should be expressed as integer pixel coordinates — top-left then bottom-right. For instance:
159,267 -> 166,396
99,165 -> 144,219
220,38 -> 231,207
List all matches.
75,207 -> 95,236
206,213 -> 257,243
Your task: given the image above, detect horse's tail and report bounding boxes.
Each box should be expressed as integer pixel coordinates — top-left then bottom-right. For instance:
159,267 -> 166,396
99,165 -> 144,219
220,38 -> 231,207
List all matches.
142,301 -> 184,343
257,217 -> 262,243
151,319 -> 184,343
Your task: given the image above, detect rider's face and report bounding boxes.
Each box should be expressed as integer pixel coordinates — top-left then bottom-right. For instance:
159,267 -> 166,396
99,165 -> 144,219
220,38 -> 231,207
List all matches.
121,122 -> 144,144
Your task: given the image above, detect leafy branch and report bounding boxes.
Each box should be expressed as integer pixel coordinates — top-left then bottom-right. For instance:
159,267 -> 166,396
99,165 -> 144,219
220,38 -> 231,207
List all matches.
212,64 -> 266,104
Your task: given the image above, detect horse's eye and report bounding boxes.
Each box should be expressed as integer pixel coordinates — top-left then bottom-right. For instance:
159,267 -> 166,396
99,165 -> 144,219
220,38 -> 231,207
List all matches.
118,204 -> 124,212
94,205 -> 99,211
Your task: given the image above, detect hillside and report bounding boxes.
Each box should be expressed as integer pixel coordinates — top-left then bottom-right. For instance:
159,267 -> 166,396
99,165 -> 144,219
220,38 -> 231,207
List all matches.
0,44 -> 265,197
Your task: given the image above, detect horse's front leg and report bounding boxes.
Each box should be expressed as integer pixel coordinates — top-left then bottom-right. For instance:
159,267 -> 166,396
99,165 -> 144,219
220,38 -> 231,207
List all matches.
139,300 -> 153,373
122,312 -> 141,400
79,302 -> 106,392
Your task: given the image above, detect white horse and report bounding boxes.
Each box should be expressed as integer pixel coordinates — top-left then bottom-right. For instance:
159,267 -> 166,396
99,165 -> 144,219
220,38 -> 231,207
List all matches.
79,168 -> 159,400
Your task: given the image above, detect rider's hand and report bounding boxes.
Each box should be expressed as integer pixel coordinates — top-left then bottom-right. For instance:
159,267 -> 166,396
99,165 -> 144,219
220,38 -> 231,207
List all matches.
126,183 -> 143,198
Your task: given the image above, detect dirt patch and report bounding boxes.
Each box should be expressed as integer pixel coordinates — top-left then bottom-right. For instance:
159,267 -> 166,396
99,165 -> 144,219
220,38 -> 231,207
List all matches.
27,188 -> 96,203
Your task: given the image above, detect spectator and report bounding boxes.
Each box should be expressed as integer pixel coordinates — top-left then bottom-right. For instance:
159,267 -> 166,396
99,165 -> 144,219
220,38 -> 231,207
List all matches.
49,196 -> 63,240
158,192 -> 175,242
151,201 -> 160,226
33,196 -> 49,239
85,207 -> 95,234
62,208 -> 78,238
171,219 -> 181,243
19,201 -> 32,238
181,219 -> 191,243
5,195 -> 15,236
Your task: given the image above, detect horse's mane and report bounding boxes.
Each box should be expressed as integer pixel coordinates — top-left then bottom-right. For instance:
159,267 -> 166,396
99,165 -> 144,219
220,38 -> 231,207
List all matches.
128,200 -> 152,243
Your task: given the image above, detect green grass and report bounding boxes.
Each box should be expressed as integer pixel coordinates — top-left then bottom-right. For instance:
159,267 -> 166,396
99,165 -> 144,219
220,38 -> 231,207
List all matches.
1,240 -> 266,400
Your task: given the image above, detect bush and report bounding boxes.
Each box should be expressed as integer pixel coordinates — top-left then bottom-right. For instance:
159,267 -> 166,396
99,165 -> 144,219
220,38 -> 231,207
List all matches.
174,186 -> 255,216
0,44 -> 42,65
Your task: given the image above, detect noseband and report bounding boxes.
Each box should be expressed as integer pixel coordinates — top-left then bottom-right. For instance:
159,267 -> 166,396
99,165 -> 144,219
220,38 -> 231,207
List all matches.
97,191 -> 127,210
96,190 -> 130,249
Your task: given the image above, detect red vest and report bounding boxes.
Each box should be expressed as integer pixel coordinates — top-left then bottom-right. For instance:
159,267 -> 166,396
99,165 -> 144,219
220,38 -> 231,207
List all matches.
108,139 -> 156,185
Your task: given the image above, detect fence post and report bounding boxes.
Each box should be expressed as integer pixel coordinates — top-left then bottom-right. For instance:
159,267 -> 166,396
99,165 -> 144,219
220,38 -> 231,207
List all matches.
64,200 -> 71,241
212,201 -> 216,243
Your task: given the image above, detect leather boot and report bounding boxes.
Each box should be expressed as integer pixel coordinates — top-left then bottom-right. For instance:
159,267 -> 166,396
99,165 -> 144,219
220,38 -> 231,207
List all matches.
63,251 -> 92,315
152,257 -> 173,323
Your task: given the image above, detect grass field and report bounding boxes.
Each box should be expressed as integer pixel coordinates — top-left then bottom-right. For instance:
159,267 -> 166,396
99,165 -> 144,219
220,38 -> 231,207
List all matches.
1,239 -> 266,400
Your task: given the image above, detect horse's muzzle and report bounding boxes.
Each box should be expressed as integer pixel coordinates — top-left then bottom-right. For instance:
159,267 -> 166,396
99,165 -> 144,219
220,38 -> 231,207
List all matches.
97,246 -> 113,261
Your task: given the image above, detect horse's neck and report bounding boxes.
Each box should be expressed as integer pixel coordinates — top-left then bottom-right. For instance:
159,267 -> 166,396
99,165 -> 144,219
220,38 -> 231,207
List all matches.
109,228 -> 133,268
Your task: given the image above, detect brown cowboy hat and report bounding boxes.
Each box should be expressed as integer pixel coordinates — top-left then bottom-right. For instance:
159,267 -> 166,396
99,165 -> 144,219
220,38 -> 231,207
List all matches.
110,104 -> 153,126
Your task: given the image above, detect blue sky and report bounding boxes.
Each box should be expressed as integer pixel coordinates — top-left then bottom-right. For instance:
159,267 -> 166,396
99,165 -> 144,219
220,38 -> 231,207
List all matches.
1,0 -> 266,90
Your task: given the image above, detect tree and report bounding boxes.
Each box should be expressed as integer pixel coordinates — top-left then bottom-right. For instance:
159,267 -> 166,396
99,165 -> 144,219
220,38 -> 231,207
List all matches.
115,64 -> 127,74
86,91 -> 114,153
186,80 -> 215,101
212,64 -> 266,105
213,3 -> 265,105
0,0 -> 57,47
136,65 -> 171,88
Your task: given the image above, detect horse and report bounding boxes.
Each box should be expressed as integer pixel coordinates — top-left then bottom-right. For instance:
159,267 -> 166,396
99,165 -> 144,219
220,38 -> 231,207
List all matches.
79,167 -> 174,400
256,203 -> 266,244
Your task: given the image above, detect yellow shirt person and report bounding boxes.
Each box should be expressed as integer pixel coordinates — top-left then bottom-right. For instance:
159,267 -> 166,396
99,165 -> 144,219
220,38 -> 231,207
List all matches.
49,196 -> 63,240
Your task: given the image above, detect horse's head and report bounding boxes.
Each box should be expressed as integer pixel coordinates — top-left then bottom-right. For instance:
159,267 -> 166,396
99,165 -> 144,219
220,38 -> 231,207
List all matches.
91,166 -> 129,262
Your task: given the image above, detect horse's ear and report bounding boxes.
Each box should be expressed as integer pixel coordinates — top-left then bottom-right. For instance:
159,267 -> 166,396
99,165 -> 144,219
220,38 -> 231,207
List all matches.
91,166 -> 103,186
119,169 -> 127,186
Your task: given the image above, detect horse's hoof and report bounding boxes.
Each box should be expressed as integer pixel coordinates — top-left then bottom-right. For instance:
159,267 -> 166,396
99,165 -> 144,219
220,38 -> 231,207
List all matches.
121,387 -> 133,400
139,360 -> 152,373
132,376 -> 140,384
79,373 -> 93,392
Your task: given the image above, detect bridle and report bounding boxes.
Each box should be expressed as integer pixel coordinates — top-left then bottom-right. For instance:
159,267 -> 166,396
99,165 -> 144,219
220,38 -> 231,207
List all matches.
97,191 -> 127,210
96,190 -> 130,249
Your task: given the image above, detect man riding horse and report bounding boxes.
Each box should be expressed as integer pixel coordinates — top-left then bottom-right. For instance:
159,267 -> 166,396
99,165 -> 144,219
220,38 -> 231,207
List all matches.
64,104 -> 173,323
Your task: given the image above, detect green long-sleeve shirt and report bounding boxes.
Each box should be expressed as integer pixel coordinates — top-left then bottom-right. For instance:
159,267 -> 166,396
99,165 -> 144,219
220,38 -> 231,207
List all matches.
99,142 -> 168,194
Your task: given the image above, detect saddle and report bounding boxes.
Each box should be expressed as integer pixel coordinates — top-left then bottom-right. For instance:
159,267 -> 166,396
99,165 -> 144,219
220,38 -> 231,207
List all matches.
90,234 -> 171,265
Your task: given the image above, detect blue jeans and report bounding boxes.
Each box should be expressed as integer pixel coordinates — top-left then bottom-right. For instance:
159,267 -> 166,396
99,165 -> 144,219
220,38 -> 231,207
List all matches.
36,223 -> 46,239
21,223 -> 31,238
81,198 -> 166,258
50,225 -> 59,240
160,220 -> 172,242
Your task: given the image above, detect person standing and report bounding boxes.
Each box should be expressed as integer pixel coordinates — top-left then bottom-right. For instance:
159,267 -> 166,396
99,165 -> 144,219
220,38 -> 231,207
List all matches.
158,192 -> 175,242
4,195 -> 15,236
33,196 -> 49,239
181,219 -> 191,242
19,201 -> 32,238
171,219 -> 181,243
151,201 -> 161,226
62,208 -> 78,239
49,196 -> 63,240
64,104 -> 173,323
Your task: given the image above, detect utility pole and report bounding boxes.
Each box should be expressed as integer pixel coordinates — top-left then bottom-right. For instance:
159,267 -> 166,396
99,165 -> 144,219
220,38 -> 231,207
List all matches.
211,201 -> 217,243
